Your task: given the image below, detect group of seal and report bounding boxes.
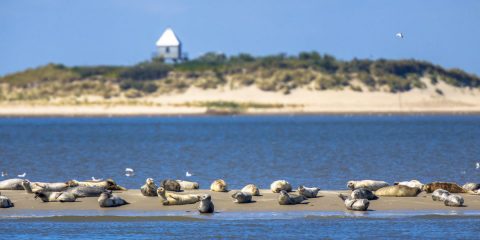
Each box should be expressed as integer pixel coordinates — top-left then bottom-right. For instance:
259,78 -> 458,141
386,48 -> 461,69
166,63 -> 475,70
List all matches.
0,178 -> 128,208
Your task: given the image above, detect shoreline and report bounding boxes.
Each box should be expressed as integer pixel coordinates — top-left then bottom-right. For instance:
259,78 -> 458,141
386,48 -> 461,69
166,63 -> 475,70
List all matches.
2,189 -> 480,214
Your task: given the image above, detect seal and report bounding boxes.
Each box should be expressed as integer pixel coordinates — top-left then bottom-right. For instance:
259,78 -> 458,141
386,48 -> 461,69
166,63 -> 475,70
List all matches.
278,190 -> 307,205
432,189 -> 450,201
394,180 -> 424,189
422,182 -> 467,193
231,191 -> 252,203
141,178 -> 158,197
297,185 -> 320,198
338,193 -> 369,211
270,180 -> 292,193
210,179 -> 228,192
0,178 -> 27,190
67,179 -> 126,191
21,180 -> 33,193
176,180 -> 199,190
157,187 -> 200,205
240,184 -> 260,196
0,192 -> 14,208
65,186 -> 106,198
98,190 -> 129,208
160,179 -> 182,192
374,185 -> 421,197
444,194 -> 464,207
198,194 -> 214,214
28,181 -> 76,193
462,182 -> 480,191
34,191 -> 77,202
351,188 -> 378,200
347,180 -> 389,191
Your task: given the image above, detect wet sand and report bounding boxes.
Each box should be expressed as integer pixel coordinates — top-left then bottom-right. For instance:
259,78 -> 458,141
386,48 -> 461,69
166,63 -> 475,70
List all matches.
2,189 -> 480,213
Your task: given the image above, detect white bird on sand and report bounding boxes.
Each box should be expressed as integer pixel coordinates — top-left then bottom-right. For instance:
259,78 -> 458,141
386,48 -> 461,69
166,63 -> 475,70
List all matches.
476,162 -> 480,169
395,32 -> 404,39
91,176 -> 103,181
125,168 -> 135,177
18,172 -> 26,178
186,171 -> 192,177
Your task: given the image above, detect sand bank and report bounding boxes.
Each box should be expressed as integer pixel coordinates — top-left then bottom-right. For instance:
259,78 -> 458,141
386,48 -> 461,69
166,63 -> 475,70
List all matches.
1,189 -> 480,213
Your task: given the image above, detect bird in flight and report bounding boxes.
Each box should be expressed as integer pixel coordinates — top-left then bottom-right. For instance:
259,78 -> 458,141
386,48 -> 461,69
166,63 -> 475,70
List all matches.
125,168 -> 135,177
395,32 -> 404,39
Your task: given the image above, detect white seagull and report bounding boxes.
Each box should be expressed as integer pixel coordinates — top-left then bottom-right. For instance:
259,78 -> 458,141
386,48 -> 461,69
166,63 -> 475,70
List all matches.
125,168 -> 135,177
1,171 -> 7,177
395,32 -> 404,39
18,172 -> 26,178
186,171 -> 193,177
91,176 -> 103,181
476,162 -> 480,169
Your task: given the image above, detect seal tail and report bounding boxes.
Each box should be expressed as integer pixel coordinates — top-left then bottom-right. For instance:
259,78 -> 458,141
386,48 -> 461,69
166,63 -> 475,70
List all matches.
338,193 -> 348,201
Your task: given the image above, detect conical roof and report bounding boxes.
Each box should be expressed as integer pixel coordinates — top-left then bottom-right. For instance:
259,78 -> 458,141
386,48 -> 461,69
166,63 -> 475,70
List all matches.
156,28 -> 180,47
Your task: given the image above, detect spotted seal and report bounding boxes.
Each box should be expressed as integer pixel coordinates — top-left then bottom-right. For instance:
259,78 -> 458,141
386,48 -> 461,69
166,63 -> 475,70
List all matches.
347,180 -> 389,191
278,190 -> 307,205
297,185 -> 320,198
270,180 -> 292,193
34,191 -> 77,202
176,180 -> 199,190
374,185 -> 421,197
67,179 -> 126,191
351,188 -> 378,200
65,186 -> 106,198
157,187 -> 200,205
140,178 -> 158,197
198,194 -> 214,213
0,192 -> 14,208
231,191 -> 252,203
444,194 -> 464,207
98,191 -> 129,208
210,179 -> 228,192
432,189 -> 450,201
338,193 -> 369,211
394,180 -> 424,189
240,184 -> 260,196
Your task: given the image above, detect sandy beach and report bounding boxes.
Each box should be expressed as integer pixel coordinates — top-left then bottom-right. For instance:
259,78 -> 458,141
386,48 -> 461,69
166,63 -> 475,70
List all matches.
1,81 -> 480,116
2,189 -> 480,213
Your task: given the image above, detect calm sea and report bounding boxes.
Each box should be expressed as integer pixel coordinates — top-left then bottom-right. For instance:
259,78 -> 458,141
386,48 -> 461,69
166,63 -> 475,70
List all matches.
0,115 -> 479,238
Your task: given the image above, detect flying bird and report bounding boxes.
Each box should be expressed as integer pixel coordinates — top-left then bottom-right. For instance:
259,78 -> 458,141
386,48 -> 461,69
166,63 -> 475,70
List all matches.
395,32 -> 404,39
125,168 -> 135,177
186,171 -> 193,177
17,172 -> 26,178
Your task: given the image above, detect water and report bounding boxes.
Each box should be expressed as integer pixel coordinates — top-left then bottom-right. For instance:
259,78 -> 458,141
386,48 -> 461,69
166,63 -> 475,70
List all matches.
1,115 -> 479,238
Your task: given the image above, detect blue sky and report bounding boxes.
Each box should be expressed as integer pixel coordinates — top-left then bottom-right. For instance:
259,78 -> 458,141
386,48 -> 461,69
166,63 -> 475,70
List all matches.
1,0 -> 479,76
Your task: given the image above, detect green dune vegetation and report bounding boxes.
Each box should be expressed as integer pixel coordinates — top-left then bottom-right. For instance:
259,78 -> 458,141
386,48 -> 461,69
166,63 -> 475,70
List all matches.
1,52 -> 479,112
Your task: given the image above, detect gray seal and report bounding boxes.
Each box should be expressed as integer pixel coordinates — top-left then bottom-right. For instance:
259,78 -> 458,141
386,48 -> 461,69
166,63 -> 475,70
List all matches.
231,191 -> 252,203
462,182 -> 480,191
0,192 -> 14,208
338,193 -> 369,211
297,185 -> 320,198
351,188 -> 378,200
34,191 -> 77,202
278,190 -> 307,205
444,194 -> 464,207
160,179 -> 181,192
198,194 -> 214,213
98,191 -> 129,208
141,178 -> 158,197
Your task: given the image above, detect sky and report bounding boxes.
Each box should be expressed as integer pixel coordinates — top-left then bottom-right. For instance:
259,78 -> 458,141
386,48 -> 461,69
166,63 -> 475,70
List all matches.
1,0 -> 480,76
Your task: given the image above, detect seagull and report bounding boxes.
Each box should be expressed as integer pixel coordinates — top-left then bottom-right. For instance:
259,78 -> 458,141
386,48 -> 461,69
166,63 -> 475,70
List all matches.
91,176 -> 103,181
476,162 -> 480,169
1,171 -> 7,177
125,168 -> 135,177
186,171 -> 192,177
395,32 -> 404,39
18,172 -> 26,178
